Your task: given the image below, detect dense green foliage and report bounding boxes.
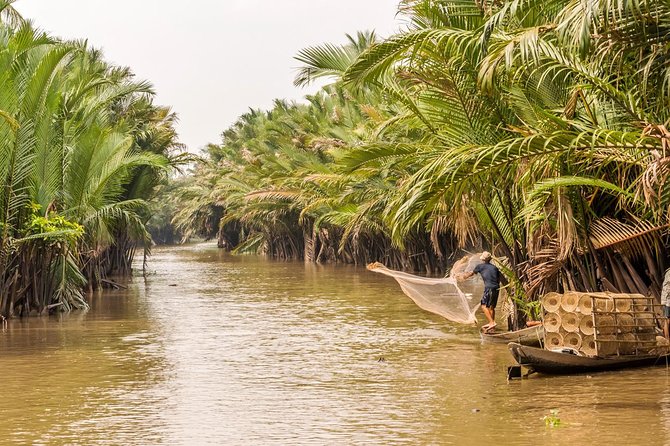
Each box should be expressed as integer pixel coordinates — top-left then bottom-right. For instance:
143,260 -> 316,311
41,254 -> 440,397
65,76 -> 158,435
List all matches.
165,0 -> 670,326
0,1 -> 182,317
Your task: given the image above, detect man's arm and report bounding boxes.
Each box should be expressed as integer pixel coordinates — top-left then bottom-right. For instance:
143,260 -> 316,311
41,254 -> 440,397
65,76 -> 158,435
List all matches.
456,263 -> 481,281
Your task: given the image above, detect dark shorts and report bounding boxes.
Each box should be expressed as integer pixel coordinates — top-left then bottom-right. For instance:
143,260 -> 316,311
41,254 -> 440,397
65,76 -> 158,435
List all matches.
664,305 -> 670,318
481,287 -> 499,308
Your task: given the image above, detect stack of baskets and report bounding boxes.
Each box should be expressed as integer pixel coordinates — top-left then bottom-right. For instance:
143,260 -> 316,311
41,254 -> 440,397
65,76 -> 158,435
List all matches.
541,292 -> 658,357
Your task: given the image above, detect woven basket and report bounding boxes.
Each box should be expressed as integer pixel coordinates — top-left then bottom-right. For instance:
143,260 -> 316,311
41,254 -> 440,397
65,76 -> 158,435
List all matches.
560,292 -> 580,313
542,292 -> 561,313
614,298 -> 632,313
618,333 -> 637,355
637,313 -> 656,329
561,312 -> 582,333
544,312 -> 562,333
578,294 -> 593,315
563,332 -> 583,350
632,298 -> 649,312
595,314 -> 616,335
580,335 -> 597,357
545,332 -> 564,349
594,296 -> 614,312
596,335 -> 617,357
579,316 -> 595,336
615,313 -> 635,333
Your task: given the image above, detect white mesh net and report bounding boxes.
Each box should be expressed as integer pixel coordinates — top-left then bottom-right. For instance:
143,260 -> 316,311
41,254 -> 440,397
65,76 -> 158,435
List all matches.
367,258 -> 482,324
450,255 -> 483,281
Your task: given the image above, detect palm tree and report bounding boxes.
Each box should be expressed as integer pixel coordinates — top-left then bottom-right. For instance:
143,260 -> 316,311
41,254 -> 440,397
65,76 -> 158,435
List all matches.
0,17 -> 179,317
166,0 -> 670,329
338,0 -> 670,325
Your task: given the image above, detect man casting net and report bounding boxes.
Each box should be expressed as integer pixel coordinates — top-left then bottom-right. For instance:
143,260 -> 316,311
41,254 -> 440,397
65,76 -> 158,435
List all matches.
367,255 -> 485,324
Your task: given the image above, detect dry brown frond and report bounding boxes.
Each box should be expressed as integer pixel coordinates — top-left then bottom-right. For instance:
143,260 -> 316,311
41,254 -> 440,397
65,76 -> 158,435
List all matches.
589,217 -> 668,256
641,156 -> 670,209
523,243 -> 563,298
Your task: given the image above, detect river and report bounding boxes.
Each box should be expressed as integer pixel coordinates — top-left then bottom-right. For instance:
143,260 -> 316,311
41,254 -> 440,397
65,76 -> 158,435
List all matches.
1,243 -> 669,445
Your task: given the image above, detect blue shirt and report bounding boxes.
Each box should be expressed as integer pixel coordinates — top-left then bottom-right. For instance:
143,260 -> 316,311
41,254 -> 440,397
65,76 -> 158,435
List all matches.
473,262 -> 500,289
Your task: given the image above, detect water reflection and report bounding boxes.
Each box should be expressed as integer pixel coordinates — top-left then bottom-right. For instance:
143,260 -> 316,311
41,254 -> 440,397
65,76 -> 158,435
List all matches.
0,293 -> 170,445
0,243 -> 669,445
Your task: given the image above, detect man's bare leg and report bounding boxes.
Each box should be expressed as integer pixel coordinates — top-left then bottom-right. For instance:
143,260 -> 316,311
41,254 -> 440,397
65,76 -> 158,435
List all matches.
482,306 -> 495,328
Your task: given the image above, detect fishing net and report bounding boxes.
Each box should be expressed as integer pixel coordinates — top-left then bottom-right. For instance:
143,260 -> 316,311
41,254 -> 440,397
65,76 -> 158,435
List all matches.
367,256 -> 483,324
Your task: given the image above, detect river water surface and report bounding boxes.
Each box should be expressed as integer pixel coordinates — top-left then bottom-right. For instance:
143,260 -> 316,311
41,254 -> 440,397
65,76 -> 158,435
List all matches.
1,243 -> 670,445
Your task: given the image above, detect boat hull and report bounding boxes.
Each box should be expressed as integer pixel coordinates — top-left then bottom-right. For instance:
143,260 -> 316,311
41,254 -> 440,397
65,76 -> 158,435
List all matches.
481,325 -> 543,347
509,342 -> 670,375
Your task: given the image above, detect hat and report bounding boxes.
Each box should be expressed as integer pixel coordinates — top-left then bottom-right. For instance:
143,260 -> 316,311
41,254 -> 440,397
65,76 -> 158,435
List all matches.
479,251 -> 492,261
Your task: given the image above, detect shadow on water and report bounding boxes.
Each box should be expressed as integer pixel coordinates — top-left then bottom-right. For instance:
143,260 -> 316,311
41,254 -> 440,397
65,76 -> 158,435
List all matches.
0,242 -> 669,445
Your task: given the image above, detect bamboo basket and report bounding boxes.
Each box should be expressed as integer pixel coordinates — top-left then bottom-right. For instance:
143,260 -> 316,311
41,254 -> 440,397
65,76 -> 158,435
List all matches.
618,333 -> 637,355
595,314 -> 616,335
633,298 -> 649,312
579,317 -> 595,336
545,332 -> 564,349
594,296 -> 614,312
544,312 -> 562,333
561,312 -> 581,333
580,335 -> 597,356
560,292 -> 579,313
542,292 -> 561,313
596,335 -> 617,357
578,293 -> 593,315
590,294 -> 659,357
615,313 -> 635,333
614,298 -> 632,313
543,292 -> 660,357
564,332 -> 582,350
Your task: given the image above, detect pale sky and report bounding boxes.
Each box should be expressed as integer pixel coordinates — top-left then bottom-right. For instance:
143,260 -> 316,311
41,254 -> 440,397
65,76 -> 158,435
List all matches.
16,0 -> 403,152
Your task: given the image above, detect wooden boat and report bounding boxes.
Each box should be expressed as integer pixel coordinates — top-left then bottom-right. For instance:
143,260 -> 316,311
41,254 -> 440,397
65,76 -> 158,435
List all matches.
481,325 -> 543,346
509,342 -> 670,375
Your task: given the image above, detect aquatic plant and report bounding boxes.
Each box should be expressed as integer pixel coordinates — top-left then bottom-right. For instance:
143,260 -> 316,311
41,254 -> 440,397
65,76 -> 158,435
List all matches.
543,409 -> 561,427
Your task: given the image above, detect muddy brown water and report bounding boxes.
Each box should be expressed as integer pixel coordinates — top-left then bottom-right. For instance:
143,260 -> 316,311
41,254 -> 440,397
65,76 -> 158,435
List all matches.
1,243 -> 669,445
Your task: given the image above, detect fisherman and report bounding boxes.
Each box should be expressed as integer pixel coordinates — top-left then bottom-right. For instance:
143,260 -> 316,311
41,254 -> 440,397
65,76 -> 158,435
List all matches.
661,268 -> 670,339
460,251 -> 501,332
